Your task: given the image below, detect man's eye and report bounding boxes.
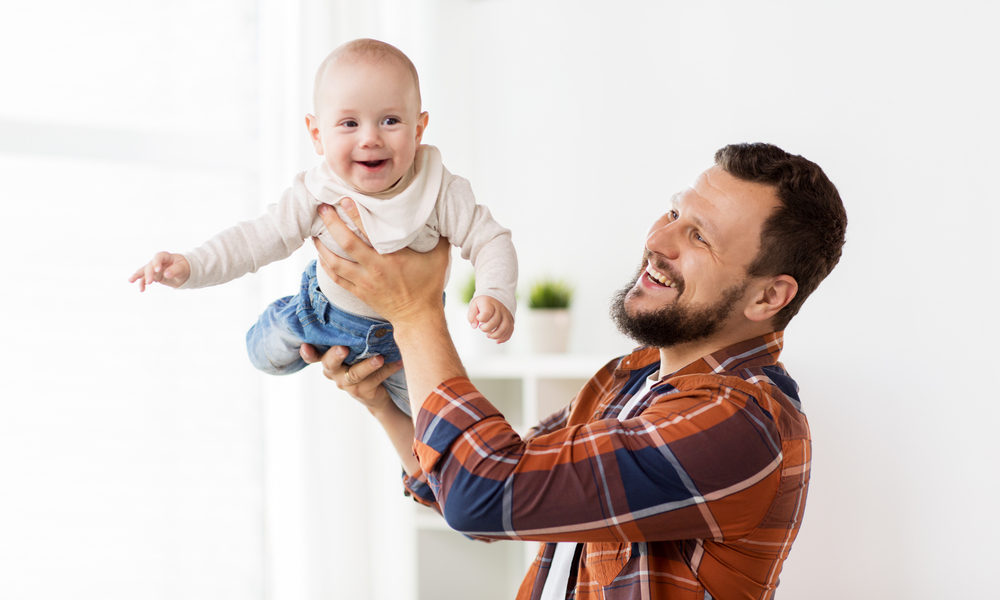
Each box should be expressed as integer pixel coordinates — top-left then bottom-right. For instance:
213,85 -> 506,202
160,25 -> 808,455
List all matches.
669,210 -> 679,220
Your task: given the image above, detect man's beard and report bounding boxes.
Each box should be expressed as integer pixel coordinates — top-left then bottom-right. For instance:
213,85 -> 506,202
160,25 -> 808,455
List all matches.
609,262 -> 749,349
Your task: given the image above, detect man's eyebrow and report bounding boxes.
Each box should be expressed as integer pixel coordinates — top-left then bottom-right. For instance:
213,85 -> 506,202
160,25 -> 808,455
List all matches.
671,195 -> 719,242
690,213 -> 719,241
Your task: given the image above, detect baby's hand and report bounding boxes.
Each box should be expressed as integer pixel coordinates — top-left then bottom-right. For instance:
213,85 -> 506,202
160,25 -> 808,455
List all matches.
467,295 -> 514,343
128,252 -> 191,292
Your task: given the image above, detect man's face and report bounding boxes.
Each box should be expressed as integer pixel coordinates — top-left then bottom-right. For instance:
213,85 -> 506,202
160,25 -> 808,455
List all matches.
308,58 -> 427,194
611,166 -> 780,348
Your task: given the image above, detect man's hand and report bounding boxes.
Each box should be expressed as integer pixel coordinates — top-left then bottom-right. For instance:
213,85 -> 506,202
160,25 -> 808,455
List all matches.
299,343 -> 403,416
312,197 -> 467,423
129,252 -> 191,291
312,198 -> 450,325
468,295 -> 514,343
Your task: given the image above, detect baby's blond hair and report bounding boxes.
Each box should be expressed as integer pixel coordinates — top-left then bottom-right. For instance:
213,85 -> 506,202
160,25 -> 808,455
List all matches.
313,39 -> 421,113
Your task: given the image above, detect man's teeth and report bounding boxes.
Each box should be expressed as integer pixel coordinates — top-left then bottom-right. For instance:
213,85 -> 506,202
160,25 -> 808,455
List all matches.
646,265 -> 677,288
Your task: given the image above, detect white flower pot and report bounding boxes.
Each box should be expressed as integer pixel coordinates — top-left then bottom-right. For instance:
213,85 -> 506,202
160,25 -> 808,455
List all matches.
525,308 -> 571,353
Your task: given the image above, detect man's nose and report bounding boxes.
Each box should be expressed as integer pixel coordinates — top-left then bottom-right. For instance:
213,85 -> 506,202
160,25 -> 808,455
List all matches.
645,221 -> 680,260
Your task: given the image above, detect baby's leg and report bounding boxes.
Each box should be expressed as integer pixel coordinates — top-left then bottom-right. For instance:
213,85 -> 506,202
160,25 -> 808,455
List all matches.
246,295 -> 310,375
383,369 -> 411,417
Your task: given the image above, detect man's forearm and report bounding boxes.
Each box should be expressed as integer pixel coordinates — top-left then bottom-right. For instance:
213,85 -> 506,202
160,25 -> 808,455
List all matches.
394,307 -> 467,421
369,401 -> 421,476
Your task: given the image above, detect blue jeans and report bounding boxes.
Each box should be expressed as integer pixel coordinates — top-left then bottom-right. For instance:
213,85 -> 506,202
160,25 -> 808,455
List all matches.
246,260 -> 410,416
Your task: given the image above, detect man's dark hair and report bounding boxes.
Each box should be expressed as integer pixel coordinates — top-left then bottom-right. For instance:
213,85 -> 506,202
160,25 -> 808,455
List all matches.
715,143 -> 847,330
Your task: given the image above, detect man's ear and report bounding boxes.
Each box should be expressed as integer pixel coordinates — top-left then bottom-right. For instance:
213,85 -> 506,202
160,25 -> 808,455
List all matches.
305,114 -> 324,156
745,275 -> 798,323
415,111 -> 429,144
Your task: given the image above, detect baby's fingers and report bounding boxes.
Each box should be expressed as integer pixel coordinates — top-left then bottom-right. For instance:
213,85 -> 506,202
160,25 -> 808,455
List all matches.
129,265 -> 149,291
144,260 -> 164,286
466,302 -> 485,329
486,317 -> 514,343
477,309 -> 503,334
150,251 -> 174,276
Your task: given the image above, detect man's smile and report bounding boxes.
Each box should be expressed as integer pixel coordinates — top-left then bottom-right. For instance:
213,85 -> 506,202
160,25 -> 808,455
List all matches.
645,263 -> 677,289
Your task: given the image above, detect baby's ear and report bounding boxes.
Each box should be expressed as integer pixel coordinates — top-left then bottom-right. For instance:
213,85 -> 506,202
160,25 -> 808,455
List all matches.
415,111 -> 429,143
305,114 -> 325,155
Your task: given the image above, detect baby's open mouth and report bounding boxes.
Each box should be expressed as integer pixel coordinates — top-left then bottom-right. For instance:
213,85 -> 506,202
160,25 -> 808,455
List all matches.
358,159 -> 387,168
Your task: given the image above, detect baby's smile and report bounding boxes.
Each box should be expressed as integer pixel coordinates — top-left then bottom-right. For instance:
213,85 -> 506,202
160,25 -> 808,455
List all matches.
358,159 -> 387,169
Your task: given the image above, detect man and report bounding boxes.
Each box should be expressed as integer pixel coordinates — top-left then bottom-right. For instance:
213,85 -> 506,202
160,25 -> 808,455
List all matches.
301,143 -> 847,599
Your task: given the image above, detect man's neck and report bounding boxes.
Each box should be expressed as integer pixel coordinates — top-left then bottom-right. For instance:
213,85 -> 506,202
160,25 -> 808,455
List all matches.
657,323 -> 775,375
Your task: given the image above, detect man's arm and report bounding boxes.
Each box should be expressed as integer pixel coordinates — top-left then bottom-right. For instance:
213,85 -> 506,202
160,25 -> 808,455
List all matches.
409,376 -> 782,542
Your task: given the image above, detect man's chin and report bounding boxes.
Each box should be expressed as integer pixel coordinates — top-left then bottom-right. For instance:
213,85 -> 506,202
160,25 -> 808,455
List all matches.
610,273 -> 748,350
624,287 -> 676,315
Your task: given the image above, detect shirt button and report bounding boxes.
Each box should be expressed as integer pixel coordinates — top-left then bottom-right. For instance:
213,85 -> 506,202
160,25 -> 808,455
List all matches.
374,328 -> 388,338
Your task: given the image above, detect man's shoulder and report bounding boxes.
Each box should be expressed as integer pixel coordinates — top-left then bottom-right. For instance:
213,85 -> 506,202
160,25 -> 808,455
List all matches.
663,363 -> 809,445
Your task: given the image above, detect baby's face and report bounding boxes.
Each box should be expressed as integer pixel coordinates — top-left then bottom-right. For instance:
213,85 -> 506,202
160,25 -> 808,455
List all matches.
308,58 -> 427,194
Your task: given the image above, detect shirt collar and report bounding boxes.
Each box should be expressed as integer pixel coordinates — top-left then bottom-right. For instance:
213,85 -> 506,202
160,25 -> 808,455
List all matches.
616,331 -> 785,379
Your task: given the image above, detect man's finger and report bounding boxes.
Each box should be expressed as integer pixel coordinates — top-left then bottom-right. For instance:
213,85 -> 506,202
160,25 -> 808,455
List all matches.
318,345 -> 350,372
340,198 -> 368,240
368,360 -> 404,386
344,355 -> 387,385
312,237 -> 371,297
299,343 -> 322,364
317,204 -> 375,264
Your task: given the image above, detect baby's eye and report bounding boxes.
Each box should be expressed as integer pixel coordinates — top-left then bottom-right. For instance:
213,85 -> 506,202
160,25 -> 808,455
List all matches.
382,117 -> 400,126
341,120 -> 358,128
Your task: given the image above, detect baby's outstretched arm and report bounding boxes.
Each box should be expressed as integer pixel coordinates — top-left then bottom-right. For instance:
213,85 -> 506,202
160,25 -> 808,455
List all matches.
467,295 -> 514,343
128,252 -> 191,292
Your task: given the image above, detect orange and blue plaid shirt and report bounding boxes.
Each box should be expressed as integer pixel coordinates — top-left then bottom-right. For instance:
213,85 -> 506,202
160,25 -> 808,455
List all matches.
403,332 -> 810,600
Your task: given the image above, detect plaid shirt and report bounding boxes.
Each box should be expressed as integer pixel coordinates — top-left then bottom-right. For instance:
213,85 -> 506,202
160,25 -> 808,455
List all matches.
403,332 -> 810,600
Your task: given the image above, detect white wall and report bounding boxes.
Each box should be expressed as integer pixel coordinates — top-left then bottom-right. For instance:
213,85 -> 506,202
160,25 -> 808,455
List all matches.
418,1 -> 999,597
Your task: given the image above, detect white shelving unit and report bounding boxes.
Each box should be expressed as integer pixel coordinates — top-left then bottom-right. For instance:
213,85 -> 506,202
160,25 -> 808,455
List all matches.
409,351 -> 610,600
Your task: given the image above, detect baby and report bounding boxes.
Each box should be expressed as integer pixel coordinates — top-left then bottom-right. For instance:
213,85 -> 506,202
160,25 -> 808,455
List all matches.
129,39 -> 518,415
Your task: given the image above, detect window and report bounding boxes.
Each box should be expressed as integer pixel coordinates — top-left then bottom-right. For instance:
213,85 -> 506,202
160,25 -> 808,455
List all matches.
0,3 -> 265,598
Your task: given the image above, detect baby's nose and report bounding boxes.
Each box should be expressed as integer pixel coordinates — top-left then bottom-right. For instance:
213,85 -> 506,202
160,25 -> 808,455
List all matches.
359,127 -> 383,147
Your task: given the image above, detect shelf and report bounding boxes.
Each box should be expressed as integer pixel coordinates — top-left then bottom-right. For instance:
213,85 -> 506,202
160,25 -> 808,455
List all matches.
463,353 -> 610,379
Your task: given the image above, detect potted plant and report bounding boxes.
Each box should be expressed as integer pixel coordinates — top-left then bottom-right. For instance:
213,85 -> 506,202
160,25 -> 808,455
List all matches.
525,278 -> 573,353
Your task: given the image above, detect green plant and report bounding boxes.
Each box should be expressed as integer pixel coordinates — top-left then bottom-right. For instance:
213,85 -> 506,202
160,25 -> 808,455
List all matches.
528,278 -> 573,309
459,272 -> 477,304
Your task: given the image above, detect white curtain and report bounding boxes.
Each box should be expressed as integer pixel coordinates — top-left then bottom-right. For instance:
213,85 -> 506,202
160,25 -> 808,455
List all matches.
0,1 -> 428,599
